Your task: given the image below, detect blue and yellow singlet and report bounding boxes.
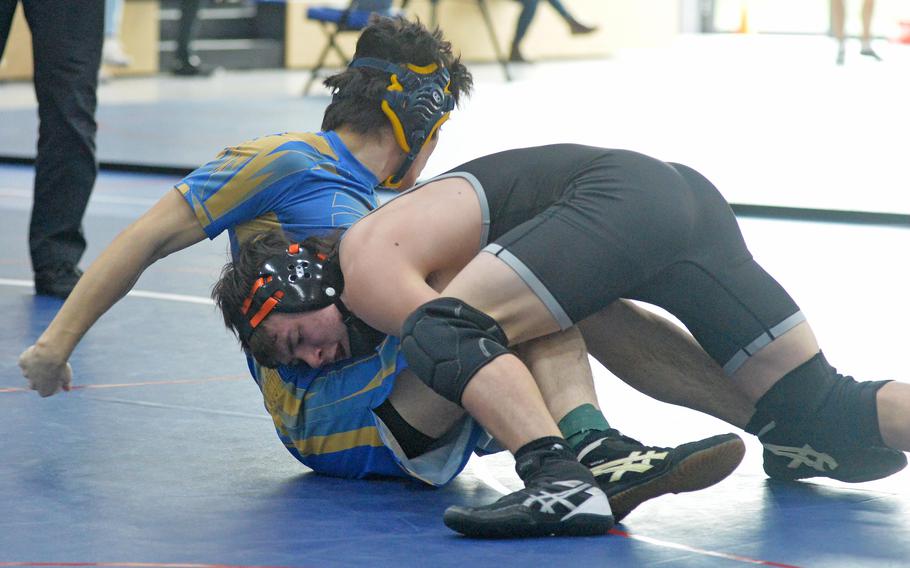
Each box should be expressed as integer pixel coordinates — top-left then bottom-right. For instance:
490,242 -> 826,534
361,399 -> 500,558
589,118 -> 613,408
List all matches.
176,131 -> 409,480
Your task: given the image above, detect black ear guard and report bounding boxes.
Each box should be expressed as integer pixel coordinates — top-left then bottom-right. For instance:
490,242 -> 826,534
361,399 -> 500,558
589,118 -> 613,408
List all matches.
349,57 -> 455,188
235,242 -> 344,343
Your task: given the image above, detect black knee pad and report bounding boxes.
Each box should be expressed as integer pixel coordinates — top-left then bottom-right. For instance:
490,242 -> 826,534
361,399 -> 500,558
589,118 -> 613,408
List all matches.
752,352 -> 889,447
401,297 -> 510,404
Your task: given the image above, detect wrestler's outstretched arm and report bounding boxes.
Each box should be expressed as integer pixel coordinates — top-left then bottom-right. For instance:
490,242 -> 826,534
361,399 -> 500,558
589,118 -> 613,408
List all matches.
18,189 -> 206,396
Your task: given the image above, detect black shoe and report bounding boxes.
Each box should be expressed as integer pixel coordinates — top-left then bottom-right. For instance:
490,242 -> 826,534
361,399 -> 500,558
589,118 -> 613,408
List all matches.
578,430 -> 745,523
34,265 -> 83,299
508,45 -> 527,63
860,47 -> 882,61
172,56 -> 214,77
444,459 -> 613,538
569,20 -> 598,35
757,418 -> 906,482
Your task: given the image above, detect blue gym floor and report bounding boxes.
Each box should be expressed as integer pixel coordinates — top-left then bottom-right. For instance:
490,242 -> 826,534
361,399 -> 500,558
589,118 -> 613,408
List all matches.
2,34 -> 910,567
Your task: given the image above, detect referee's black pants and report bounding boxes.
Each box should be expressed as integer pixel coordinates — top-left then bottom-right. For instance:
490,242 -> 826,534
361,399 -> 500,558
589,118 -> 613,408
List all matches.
0,0 -> 103,273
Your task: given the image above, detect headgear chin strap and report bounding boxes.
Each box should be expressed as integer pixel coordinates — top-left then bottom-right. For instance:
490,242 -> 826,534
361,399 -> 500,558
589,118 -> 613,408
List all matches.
349,57 -> 455,188
235,242 -> 344,343
336,300 -> 388,359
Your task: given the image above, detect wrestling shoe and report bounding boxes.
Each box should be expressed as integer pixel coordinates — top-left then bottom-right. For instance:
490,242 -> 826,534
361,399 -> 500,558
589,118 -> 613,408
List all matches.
755,418 -> 907,483
444,449 -> 614,538
577,430 -> 745,523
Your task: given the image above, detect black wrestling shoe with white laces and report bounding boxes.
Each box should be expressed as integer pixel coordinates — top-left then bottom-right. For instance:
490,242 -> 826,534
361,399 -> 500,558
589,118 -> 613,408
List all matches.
577,430 -> 745,523
755,418 -> 907,483
443,456 -> 614,538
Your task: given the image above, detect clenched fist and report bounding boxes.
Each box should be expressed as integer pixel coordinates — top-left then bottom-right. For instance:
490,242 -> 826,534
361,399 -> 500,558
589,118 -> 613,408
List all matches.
18,345 -> 73,397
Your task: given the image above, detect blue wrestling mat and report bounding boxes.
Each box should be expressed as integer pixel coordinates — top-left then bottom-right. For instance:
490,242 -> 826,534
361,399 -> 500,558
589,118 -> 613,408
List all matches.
2,164 -> 910,567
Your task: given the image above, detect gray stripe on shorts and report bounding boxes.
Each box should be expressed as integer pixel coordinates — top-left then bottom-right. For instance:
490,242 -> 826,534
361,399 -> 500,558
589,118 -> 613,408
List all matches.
482,243 -> 573,329
770,311 -> 807,338
722,310 -> 807,375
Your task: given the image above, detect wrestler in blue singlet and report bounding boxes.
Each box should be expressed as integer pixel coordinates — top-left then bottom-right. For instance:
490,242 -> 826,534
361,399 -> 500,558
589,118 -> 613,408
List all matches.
178,130 -> 480,483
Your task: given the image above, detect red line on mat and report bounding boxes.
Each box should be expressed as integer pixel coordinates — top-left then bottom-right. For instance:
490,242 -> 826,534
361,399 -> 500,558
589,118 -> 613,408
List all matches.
0,375 -> 245,394
608,529 -> 801,567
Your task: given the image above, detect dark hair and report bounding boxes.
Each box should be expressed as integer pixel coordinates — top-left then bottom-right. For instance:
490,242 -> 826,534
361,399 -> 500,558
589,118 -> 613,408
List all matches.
211,230 -> 342,367
321,16 -> 473,134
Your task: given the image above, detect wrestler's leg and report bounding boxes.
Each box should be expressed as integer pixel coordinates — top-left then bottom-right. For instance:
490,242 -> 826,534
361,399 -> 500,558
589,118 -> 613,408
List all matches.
579,300 -> 755,429
444,261 -> 744,523
439,251 -> 565,453
877,382 -> 910,449
726,313 -> 910,452
436,151 -> 702,449
728,320 -> 819,402
388,327 -> 601,460
435,253 -> 614,537
732,318 -> 910,454
515,324 -> 743,521
512,326 -> 602,425
432,151 -> 747,534
631,162 -> 908,481
386,370 -> 465,440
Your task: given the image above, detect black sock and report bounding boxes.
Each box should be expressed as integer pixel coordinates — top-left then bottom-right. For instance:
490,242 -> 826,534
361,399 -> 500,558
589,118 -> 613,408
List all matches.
513,436 -> 581,482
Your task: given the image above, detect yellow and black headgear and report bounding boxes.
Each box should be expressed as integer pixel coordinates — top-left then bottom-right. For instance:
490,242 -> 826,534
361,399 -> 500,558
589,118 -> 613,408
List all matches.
349,57 -> 455,188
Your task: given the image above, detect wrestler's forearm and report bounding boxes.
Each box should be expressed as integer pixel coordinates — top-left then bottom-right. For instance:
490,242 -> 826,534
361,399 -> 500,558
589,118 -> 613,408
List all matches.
35,230 -> 157,360
35,190 -> 206,360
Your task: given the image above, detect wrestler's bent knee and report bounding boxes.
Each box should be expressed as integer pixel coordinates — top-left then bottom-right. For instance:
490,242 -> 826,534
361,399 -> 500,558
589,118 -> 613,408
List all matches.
401,297 -> 510,404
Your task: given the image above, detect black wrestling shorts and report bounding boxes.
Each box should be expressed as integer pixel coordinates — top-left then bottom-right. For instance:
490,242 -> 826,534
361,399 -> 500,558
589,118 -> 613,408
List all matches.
450,145 -> 804,374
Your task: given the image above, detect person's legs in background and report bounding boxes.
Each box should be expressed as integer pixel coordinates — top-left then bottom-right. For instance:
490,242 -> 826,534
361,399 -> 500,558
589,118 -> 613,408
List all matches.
510,0 -> 597,63
509,0 -> 539,62
102,0 -> 131,67
831,0 -> 847,64
545,0 -> 597,35
173,0 -> 212,76
21,0 -> 104,298
832,0 -> 881,64
0,0 -> 17,55
859,0 -> 881,59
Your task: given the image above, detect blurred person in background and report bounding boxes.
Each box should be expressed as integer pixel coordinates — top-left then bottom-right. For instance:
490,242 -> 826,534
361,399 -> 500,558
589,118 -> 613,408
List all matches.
173,0 -> 212,75
831,0 -> 881,64
509,0 -> 597,62
103,0 -> 131,67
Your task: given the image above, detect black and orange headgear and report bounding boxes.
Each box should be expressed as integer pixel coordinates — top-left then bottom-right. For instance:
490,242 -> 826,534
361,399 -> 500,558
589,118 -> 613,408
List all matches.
234,242 -> 343,344
348,57 -> 455,188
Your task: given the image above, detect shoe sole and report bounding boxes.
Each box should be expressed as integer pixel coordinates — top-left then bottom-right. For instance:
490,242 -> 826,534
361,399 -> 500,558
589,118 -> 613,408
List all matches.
443,508 -> 614,539
607,433 -> 745,523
